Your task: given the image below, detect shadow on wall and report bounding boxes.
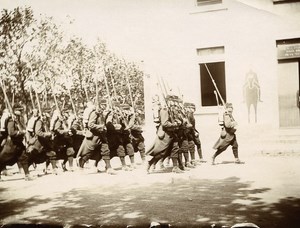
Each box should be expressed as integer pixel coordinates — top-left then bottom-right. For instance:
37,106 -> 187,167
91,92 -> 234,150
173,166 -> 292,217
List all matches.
243,69 -> 263,124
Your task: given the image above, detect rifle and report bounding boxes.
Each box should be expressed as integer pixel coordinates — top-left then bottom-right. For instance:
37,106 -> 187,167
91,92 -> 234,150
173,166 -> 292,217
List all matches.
103,67 -> 113,110
214,90 -> 225,126
0,79 -> 25,132
107,68 -> 118,99
204,64 -> 226,106
125,71 -> 135,113
50,81 -> 67,130
157,76 -> 175,121
205,64 -> 235,124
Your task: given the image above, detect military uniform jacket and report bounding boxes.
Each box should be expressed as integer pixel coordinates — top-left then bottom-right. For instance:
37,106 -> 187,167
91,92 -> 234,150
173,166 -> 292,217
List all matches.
7,117 -> 24,145
27,117 -> 52,152
85,110 -> 107,151
213,112 -> 237,150
146,107 -> 178,156
106,116 -> 123,152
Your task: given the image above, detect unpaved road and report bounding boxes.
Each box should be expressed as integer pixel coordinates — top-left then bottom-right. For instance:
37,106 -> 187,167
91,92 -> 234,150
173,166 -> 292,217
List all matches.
1,153 -> 300,228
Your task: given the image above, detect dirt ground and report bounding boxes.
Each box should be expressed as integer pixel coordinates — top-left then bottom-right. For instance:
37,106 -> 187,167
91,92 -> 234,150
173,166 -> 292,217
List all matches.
1,151 -> 300,228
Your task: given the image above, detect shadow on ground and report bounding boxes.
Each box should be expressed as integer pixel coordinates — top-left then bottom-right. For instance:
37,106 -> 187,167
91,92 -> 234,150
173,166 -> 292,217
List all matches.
0,176 -> 300,228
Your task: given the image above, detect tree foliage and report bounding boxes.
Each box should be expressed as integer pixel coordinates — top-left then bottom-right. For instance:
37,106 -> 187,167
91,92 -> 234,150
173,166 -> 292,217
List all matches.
0,6 -> 144,117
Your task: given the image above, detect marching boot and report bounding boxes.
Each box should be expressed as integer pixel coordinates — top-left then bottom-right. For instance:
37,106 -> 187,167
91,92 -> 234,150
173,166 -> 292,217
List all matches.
211,154 -> 216,165
171,157 -> 184,173
233,149 -> 241,164
68,156 -> 74,171
120,157 -> 130,171
61,161 -> 68,172
197,147 -> 206,163
104,159 -> 117,175
129,155 -> 136,170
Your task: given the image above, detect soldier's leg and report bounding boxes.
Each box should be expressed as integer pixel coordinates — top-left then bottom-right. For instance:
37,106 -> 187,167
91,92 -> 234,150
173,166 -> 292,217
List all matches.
117,145 -> 130,171
66,147 -> 75,171
100,143 -> 116,175
79,152 -> 92,169
182,139 -> 194,169
188,140 -> 197,166
46,150 -> 58,174
147,155 -> 159,173
195,136 -> 205,162
231,137 -> 241,163
62,158 -> 68,172
126,143 -> 135,169
137,141 -> 146,163
170,141 -> 183,173
18,150 -> 35,180
212,146 -> 228,165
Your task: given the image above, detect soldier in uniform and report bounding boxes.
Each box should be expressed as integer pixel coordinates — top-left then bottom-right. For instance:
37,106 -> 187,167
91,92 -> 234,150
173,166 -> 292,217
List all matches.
49,108 -> 75,173
130,105 -> 146,164
60,108 -> 83,171
105,102 -> 134,171
185,102 -> 205,164
0,106 -> 26,180
19,108 -> 55,180
78,101 -> 116,175
146,95 -> 183,173
212,103 -> 241,165
120,104 -> 136,169
176,98 -> 195,170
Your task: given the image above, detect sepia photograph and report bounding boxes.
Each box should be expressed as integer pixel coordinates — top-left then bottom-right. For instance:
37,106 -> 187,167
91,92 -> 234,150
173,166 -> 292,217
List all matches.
1,0 -> 300,227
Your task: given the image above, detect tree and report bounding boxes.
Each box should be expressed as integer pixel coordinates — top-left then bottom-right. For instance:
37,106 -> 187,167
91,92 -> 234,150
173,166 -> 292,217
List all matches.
0,7 -> 36,112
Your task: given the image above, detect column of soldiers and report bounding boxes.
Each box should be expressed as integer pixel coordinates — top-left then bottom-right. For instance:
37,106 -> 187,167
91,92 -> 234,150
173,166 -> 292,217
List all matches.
146,94 -> 206,174
0,97 -> 147,180
0,92 -> 241,181
146,93 -> 241,173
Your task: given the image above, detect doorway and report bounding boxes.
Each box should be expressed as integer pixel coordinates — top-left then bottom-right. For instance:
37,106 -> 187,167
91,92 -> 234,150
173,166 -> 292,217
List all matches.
278,61 -> 300,127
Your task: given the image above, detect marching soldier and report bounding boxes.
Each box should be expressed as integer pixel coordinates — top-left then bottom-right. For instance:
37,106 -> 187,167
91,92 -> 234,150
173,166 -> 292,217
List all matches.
0,108 -> 10,147
130,105 -> 146,164
78,101 -> 116,175
185,102 -> 205,164
49,108 -> 75,173
146,95 -> 183,173
120,104 -> 136,169
105,102 -> 134,171
186,103 -> 206,165
175,97 -> 195,170
212,103 -> 241,165
19,108 -> 54,180
0,106 -> 26,180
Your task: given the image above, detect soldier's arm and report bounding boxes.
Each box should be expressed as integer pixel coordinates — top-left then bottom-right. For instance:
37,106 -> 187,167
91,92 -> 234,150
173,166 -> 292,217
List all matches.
7,119 -> 22,137
125,114 -> 136,130
106,121 -> 115,131
88,111 -> 104,132
35,120 -> 50,138
161,108 -> 175,129
224,114 -> 236,128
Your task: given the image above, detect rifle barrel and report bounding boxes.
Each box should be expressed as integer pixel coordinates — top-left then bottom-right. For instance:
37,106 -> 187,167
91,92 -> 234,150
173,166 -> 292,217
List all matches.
204,64 -> 225,106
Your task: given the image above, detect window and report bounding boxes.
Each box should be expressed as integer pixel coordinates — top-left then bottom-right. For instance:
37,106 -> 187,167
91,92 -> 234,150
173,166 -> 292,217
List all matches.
199,62 -> 226,106
196,0 -> 222,6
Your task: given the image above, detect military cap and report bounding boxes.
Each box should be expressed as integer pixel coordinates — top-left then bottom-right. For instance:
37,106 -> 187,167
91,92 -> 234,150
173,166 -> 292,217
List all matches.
165,95 -> 173,101
14,110 -> 22,116
184,102 -> 196,109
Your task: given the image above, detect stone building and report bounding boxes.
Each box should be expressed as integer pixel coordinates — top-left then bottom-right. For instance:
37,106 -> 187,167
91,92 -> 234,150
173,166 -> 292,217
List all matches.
143,0 -> 300,155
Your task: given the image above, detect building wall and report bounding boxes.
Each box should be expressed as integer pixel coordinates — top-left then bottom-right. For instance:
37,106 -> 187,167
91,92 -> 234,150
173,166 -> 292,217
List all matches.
176,0 -> 300,130
143,0 -> 300,154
